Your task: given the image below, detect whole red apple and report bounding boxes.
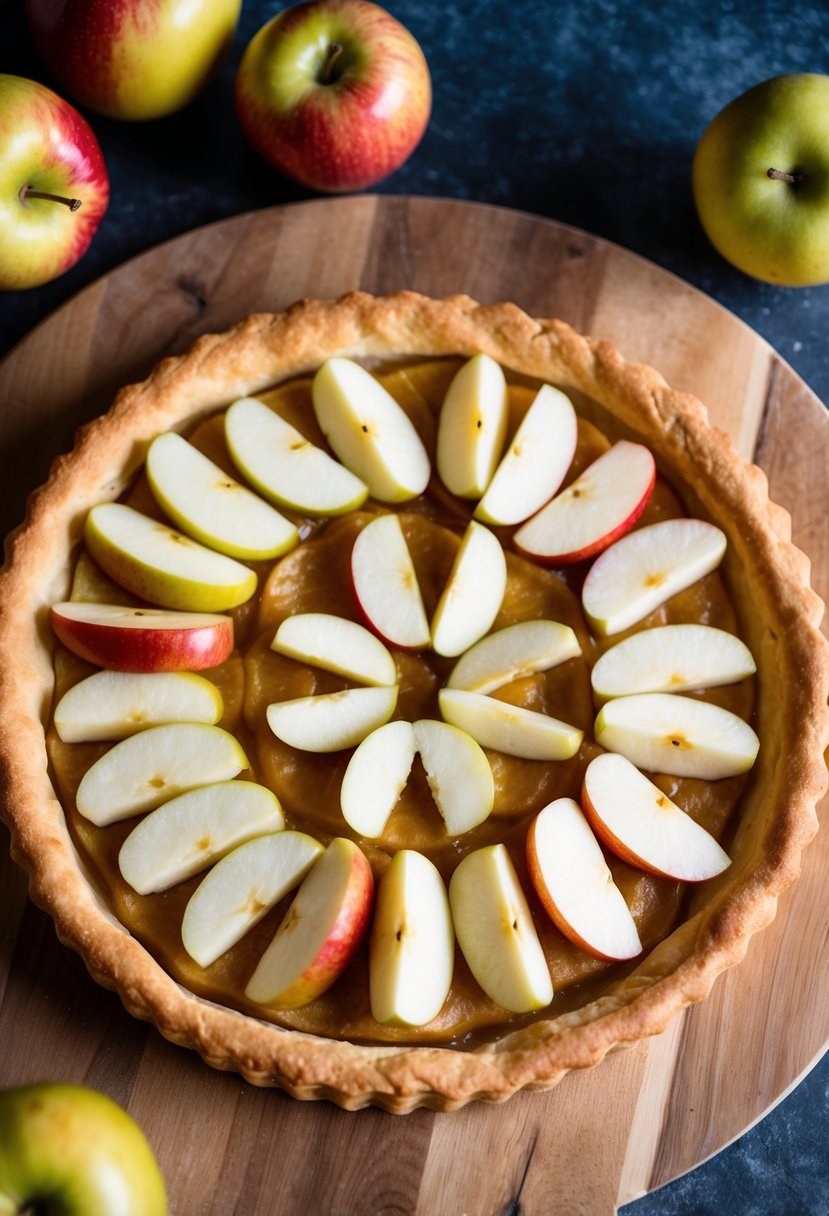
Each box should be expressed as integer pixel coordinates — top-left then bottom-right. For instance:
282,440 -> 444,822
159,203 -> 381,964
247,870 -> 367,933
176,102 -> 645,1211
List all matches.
234,0 -> 432,193
0,74 -> 109,291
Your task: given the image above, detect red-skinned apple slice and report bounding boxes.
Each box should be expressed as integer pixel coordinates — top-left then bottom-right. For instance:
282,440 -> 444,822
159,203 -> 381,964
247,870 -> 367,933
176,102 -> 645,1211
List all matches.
49,601 -> 234,672
582,518 -> 728,636
526,798 -> 642,961
446,619 -> 581,695
340,720 -> 416,837
591,623 -> 756,701
582,752 -> 731,881
436,353 -> 508,497
514,440 -> 656,565
438,688 -> 583,761
53,669 -> 223,742
266,685 -> 398,752
475,384 -> 578,526
271,612 -> 396,687
244,837 -> 374,1009
430,520 -> 507,657
350,513 -> 430,649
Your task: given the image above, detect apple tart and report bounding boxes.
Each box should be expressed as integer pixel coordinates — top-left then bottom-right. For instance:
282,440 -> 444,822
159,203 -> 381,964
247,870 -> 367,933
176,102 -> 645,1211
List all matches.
1,292 -> 827,1113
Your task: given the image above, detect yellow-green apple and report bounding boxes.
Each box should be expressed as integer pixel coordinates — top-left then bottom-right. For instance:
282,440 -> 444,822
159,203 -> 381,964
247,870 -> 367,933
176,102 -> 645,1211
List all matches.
0,1083 -> 166,1216
266,684 -> 398,752
514,440 -> 656,565
369,850 -> 454,1026
449,843 -> 553,1014
340,719 -> 416,836
225,395 -> 368,515
429,520 -> 507,658
590,623 -> 756,702
182,830 -> 323,967
25,0 -> 241,121
594,692 -> 760,780
446,619 -> 581,696
313,358 -> 430,501
271,611 -> 396,686
582,752 -> 732,881
245,837 -> 374,1008
436,354 -> 508,498
53,669 -> 223,742
350,514 -> 430,648
526,798 -> 642,961
49,601 -> 234,672
692,74 -> 829,286
581,518 -> 727,637
412,718 -> 494,836
234,0 -> 431,193
438,688 -> 583,761
475,385 -> 578,526
0,75 -> 108,291
75,722 -> 248,825
118,780 -> 285,895
84,503 -> 257,612
145,432 -> 298,561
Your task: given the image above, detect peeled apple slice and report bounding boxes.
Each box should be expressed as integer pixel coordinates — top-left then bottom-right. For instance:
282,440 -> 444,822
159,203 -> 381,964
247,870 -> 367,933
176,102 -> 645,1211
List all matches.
54,669 -> 223,742
446,619 -> 581,695
590,624 -> 756,700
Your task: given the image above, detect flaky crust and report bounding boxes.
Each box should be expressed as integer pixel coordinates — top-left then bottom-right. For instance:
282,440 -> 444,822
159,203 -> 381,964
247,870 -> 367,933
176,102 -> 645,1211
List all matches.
1,292 -> 827,1112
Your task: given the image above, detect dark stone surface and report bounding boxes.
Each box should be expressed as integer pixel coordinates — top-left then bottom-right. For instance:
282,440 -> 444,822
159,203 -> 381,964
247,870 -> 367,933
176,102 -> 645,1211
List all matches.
1,2 -> 827,1211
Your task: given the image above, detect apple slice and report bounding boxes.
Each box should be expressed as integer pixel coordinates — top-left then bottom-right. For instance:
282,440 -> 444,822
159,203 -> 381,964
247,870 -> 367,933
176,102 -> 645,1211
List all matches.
526,798 -> 642,961
594,693 -> 759,780
54,669 -> 223,743
266,685 -> 398,752
49,601 -> 234,672
413,719 -> 495,836
474,384 -> 578,526
271,612 -> 396,687
118,780 -> 285,895
582,518 -> 728,636
449,843 -> 553,1013
369,850 -> 454,1027
446,619 -> 581,695
435,353 -> 508,497
582,752 -> 732,881
245,837 -> 374,1008
591,624 -> 756,701
340,720 -> 416,837
75,722 -> 248,826
430,521 -> 507,657
84,503 -> 257,612
182,830 -> 324,968
438,688 -> 583,761
513,440 -> 656,564
225,395 -> 369,515
145,431 -> 298,560
350,514 -> 430,649
312,357 -> 430,503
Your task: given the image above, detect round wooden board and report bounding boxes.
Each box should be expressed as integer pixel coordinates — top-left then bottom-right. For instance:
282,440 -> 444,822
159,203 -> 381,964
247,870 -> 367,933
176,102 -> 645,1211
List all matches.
1,197 -> 827,1215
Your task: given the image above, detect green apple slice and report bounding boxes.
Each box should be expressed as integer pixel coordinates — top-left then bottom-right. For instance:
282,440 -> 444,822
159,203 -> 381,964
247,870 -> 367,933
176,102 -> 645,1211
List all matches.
435,353 -> 508,497
340,720 -> 416,837
430,520 -> 507,658
369,850 -> 454,1027
145,431 -> 298,560
225,395 -> 369,515
54,669 -> 223,742
413,719 -> 494,836
591,624 -> 756,701
119,780 -> 285,895
271,612 -> 397,687
449,844 -> 553,1014
182,830 -> 324,968
75,722 -> 249,826
439,688 -> 583,761
446,619 -> 581,695
312,357 -> 430,502
84,503 -> 257,612
266,685 -> 398,752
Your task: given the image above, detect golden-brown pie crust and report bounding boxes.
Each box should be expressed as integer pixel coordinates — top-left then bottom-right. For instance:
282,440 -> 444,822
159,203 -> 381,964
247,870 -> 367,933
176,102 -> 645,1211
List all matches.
1,291 -> 827,1112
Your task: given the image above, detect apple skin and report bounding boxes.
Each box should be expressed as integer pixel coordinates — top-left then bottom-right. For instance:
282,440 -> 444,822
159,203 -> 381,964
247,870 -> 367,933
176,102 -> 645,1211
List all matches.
0,1082 -> 167,1215
0,75 -> 108,291
693,73 -> 829,286
49,602 -> 234,672
25,0 -> 242,122
234,0 -> 432,193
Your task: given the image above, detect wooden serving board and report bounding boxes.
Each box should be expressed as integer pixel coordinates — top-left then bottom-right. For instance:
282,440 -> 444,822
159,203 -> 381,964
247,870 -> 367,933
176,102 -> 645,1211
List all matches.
1,197 -> 827,1215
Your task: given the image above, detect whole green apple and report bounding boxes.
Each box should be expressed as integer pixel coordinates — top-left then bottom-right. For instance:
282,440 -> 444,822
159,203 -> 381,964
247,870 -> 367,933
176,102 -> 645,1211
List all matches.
692,73 -> 829,286
0,1083 -> 167,1215
25,0 -> 241,121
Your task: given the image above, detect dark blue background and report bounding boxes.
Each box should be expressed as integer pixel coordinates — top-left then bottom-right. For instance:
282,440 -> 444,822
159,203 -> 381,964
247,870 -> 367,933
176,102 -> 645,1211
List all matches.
1,2 -> 827,1211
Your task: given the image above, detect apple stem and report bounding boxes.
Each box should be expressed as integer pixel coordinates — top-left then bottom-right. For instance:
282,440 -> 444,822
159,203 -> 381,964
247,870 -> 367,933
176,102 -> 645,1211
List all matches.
20,185 -> 82,211
767,168 -> 803,185
318,42 -> 344,85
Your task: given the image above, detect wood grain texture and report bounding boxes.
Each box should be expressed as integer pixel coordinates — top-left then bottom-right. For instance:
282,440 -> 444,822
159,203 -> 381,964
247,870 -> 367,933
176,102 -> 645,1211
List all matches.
0,198 -> 826,1216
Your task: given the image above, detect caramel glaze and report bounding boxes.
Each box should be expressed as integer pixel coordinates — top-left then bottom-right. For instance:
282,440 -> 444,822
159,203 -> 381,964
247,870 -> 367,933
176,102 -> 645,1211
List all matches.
47,360 -> 754,1047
